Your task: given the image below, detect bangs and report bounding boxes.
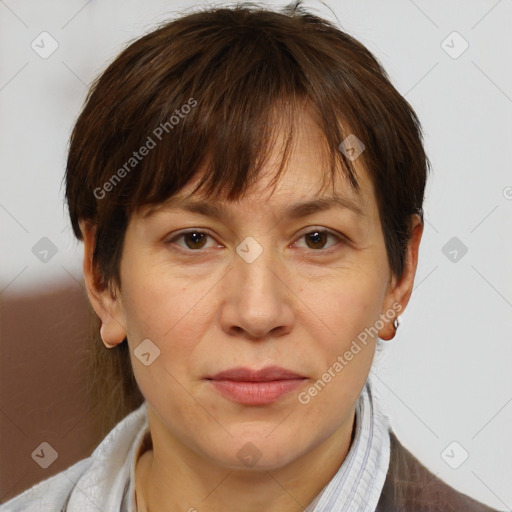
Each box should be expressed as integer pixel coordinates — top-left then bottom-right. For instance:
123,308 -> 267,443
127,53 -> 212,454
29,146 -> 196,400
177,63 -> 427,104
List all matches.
129,92 -> 361,213
73,8 -> 369,239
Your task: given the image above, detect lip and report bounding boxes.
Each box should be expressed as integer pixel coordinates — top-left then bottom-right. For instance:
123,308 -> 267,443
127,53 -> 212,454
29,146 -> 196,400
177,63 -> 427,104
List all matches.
207,365 -> 305,382
205,366 -> 307,405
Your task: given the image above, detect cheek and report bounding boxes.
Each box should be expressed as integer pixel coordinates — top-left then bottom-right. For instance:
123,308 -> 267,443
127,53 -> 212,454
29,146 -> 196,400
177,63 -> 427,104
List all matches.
119,259 -> 217,384
301,268 -> 384,344
120,254 -> 198,339
296,277 -> 381,420
121,272 -> 207,414
296,273 -> 384,409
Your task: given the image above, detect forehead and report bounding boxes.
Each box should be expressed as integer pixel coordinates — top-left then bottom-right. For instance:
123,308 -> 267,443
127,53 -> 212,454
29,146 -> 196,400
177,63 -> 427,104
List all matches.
140,107 -> 375,221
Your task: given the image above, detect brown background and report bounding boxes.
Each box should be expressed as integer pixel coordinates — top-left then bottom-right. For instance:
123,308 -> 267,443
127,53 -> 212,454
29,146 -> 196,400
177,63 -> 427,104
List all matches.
0,283 -> 99,503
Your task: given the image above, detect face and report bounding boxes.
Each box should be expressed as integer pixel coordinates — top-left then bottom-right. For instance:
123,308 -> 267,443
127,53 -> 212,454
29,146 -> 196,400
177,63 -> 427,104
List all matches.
87,108 -> 419,472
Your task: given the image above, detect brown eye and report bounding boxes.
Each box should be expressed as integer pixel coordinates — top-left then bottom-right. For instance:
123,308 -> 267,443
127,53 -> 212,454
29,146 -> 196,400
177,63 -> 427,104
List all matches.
167,230 -> 213,251
304,230 -> 328,250
182,231 -> 208,249
295,229 -> 344,251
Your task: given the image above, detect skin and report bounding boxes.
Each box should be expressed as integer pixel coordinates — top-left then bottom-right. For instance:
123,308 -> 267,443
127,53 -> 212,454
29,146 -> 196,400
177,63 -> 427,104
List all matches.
80,108 -> 423,512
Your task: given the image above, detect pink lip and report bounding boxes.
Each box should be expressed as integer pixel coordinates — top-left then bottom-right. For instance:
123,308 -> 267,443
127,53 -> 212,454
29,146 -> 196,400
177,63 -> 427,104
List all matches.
206,366 -> 307,405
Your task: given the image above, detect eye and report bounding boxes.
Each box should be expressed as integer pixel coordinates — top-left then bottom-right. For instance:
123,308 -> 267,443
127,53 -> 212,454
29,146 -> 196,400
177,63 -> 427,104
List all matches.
165,230 -> 217,251
293,228 -> 346,252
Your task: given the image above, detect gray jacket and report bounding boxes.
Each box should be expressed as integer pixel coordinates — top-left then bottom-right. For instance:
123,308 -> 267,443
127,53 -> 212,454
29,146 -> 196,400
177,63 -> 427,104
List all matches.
375,431 -> 502,511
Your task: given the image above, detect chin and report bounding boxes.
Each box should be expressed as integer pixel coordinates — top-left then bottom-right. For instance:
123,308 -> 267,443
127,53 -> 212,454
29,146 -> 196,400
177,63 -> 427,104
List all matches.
203,431 -> 304,472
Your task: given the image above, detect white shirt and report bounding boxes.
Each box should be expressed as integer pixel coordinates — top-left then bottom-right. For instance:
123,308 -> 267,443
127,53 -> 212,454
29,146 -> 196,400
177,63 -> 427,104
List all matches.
0,375 -> 390,512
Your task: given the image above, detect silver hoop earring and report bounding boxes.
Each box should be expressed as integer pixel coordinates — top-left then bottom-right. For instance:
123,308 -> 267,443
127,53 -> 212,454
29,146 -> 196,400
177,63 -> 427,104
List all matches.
393,316 -> 400,331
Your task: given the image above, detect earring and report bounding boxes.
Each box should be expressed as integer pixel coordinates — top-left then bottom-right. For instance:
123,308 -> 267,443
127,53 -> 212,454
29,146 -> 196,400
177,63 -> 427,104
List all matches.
393,316 -> 400,332
100,324 -> 117,348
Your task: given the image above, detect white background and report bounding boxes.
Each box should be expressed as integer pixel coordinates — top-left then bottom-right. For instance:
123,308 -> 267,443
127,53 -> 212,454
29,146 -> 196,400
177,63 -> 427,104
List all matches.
1,0 -> 511,509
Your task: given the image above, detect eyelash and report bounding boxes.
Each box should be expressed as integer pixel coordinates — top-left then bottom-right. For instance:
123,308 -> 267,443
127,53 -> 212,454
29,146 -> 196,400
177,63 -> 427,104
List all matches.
164,228 -> 348,255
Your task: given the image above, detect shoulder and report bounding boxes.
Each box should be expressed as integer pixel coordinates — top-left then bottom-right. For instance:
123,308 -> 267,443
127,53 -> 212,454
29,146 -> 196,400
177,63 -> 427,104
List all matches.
0,402 -> 149,512
376,430 -> 502,512
0,458 -> 91,511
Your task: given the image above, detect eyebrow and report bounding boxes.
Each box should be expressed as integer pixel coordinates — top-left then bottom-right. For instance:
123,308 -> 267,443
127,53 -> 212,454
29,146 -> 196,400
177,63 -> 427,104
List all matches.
143,193 -> 366,220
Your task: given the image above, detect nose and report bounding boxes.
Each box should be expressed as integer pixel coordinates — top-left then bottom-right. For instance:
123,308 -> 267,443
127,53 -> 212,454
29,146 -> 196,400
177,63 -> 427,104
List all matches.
219,240 -> 294,341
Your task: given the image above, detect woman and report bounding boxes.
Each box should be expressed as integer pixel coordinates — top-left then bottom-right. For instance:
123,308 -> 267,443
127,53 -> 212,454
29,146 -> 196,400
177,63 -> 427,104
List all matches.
1,1 -> 501,511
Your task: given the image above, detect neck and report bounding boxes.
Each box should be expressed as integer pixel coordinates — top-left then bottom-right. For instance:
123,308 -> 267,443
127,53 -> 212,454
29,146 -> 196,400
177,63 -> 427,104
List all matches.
135,407 -> 356,512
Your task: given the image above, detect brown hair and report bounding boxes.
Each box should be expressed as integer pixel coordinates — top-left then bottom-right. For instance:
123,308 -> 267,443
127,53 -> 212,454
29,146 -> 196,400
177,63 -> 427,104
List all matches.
64,0 -> 430,436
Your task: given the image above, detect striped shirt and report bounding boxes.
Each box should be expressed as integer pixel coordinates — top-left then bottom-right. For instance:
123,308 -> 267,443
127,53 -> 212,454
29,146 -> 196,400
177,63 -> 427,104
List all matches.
303,376 -> 391,512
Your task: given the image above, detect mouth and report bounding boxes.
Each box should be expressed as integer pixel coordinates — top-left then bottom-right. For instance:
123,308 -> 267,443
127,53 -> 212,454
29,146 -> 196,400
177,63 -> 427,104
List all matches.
205,366 -> 307,405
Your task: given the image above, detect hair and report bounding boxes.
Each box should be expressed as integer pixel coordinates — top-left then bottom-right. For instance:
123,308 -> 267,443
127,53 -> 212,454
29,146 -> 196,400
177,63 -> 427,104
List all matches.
64,0 -> 430,437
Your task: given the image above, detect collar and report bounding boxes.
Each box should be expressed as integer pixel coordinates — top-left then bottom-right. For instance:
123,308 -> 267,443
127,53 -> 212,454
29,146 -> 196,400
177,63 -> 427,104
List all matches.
305,375 -> 391,511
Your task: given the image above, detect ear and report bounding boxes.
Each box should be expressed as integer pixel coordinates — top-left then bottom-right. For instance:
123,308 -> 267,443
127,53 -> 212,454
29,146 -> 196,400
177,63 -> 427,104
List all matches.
79,219 -> 127,348
378,214 -> 424,340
